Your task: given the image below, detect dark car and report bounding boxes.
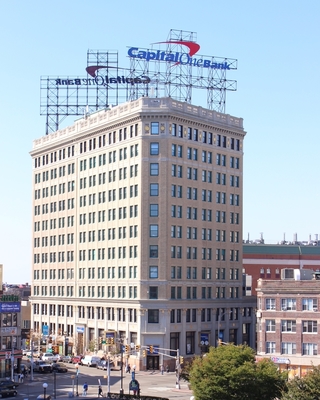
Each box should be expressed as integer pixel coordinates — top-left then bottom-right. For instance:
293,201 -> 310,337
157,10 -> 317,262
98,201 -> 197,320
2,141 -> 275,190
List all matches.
0,381 -> 19,390
0,387 -> 18,398
51,363 -> 68,373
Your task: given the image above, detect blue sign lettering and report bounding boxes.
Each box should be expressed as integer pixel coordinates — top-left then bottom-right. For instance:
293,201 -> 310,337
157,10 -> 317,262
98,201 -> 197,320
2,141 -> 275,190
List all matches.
128,47 -> 231,70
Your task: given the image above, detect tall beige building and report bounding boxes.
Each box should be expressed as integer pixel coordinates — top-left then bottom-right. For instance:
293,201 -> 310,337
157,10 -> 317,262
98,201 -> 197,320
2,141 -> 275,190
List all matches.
30,97 -> 253,369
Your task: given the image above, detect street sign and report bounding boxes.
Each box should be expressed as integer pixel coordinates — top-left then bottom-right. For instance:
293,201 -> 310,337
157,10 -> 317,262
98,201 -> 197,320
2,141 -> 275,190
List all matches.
42,325 -> 49,336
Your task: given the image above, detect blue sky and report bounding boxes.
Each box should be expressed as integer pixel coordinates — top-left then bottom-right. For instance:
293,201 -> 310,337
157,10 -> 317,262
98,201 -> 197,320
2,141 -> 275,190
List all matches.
1,0 -> 319,283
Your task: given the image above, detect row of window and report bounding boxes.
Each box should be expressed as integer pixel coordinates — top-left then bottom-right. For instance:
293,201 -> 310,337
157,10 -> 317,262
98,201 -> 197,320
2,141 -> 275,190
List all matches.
171,124 -> 241,152
34,216 -> 78,232
265,342 -> 318,356
170,246 -> 240,261
263,298 -> 318,311
34,128 -> 139,169
265,319 -> 318,333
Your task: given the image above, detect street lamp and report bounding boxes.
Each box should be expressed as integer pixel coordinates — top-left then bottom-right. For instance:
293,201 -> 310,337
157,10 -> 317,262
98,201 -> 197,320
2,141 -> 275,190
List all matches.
285,359 -> 291,381
119,338 -> 124,398
75,364 -> 79,396
218,309 -> 227,345
43,382 -> 48,399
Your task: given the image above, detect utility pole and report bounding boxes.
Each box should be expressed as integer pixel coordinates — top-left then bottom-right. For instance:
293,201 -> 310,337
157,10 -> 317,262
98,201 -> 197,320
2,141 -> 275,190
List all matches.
175,348 -> 180,389
107,355 -> 111,397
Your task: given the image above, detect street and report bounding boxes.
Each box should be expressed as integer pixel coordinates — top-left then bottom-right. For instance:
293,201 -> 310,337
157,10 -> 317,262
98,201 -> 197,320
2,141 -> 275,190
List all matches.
15,362 -> 193,400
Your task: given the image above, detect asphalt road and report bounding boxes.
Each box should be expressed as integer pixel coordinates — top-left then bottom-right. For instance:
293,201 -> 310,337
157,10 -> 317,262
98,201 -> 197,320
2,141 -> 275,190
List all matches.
14,362 -> 193,400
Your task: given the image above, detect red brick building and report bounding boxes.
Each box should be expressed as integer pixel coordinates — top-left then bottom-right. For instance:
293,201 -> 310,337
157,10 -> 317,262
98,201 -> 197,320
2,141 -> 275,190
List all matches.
243,244 -> 320,295
256,273 -> 320,377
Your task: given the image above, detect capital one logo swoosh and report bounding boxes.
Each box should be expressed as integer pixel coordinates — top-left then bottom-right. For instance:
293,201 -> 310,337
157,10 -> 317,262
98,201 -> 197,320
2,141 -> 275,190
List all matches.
86,65 -> 118,77
155,40 -> 201,65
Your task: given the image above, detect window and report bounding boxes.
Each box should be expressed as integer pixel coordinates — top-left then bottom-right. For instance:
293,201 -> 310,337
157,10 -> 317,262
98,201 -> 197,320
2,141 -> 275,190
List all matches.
266,320 -> 276,332
151,122 -> 159,135
150,143 -> 159,155
149,266 -> 158,279
302,320 -> 317,333
266,298 -> 276,310
302,343 -> 317,355
281,298 -> 296,311
150,245 -> 158,258
150,204 -> 159,217
266,342 -> 276,354
281,320 -> 296,332
150,225 -> 158,237
150,184 -> 159,196
148,309 -> 159,323
150,163 -> 159,176
281,342 -> 296,355
302,298 -> 317,311
149,287 -> 158,299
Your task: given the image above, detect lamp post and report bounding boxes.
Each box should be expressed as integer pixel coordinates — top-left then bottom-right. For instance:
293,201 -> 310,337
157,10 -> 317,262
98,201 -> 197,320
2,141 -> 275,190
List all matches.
218,309 -> 227,345
43,382 -> 48,399
285,359 -> 291,381
75,364 -> 79,396
119,338 -> 124,398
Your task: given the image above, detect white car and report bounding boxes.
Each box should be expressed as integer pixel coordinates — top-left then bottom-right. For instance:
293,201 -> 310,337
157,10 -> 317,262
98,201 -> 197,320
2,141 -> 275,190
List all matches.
42,353 -> 60,362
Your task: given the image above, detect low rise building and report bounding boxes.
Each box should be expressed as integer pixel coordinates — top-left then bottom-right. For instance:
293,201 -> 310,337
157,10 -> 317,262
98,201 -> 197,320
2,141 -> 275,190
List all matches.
256,269 -> 320,377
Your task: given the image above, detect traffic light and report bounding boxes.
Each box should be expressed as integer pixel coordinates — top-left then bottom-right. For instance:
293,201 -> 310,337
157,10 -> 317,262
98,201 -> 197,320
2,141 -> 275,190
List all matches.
110,337 -> 114,345
135,345 -> 140,351
125,344 -> 130,353
149,345 -> 154,354
142,350 -> 146,358
179,356 -> 184,364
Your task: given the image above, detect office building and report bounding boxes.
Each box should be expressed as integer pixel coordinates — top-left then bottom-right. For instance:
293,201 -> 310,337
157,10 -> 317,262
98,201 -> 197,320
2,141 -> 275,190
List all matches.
30,96 -> 253,369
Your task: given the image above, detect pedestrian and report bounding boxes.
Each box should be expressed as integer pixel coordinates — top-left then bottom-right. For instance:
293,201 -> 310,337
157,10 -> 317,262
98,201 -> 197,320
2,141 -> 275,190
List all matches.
19,373 -> 24,383
166,365 -> 169,373
160,364 -> 164,375
82,382 -> 88,396
127,364 -> 131,373
98,385 -> 103,397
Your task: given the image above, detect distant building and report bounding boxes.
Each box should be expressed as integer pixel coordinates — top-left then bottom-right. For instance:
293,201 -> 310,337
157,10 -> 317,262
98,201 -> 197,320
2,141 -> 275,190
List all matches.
243,244 -> 320,294
256,269 -> 320,377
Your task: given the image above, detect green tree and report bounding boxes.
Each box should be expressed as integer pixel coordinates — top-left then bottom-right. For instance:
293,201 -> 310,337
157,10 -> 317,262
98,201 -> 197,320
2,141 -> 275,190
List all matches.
188,345 -> 286,400
281,366 -> 320,400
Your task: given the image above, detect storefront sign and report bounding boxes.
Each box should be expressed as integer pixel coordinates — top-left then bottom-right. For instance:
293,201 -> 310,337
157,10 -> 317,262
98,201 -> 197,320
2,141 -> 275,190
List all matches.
0,302 -> 20,312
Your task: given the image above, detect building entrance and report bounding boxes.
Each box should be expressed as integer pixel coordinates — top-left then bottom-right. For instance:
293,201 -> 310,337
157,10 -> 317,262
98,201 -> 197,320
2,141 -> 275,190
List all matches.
147,355 -> 159,370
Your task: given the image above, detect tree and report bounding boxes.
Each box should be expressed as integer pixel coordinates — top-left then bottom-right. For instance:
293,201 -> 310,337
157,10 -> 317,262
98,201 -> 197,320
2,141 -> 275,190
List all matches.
187,345 -> 286,400
281,366 -> 320,400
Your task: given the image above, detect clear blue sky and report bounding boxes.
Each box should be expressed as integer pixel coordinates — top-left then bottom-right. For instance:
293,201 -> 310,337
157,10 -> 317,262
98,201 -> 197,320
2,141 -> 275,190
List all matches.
1,0 -> 319,283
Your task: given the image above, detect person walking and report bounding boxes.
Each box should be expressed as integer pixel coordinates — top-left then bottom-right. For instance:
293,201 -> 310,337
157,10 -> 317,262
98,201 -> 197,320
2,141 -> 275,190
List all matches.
127,364 -> 131,373
82,382 -> 88,397
160,364 -> 164,375
98,385 -> 103,397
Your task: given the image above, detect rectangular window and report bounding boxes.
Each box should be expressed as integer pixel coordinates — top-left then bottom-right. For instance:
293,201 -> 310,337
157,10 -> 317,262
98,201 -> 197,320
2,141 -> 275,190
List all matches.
151,122 -> 159,135
149,266 -> 158,279
150,163 -> 159,176
148,309 -> 159,323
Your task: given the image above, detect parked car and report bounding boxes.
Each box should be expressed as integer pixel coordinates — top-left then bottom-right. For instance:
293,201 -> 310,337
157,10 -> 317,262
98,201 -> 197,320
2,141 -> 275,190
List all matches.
0,387 -> 18,398
32,361 -> 53,373
52,362 -> 68,373
59,355 -> 72,363
41,353 -> 59,362
96,360 -> 115,371
81,355 -> 100,367
0,381 -> 19,390
71,356 -> 82,364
